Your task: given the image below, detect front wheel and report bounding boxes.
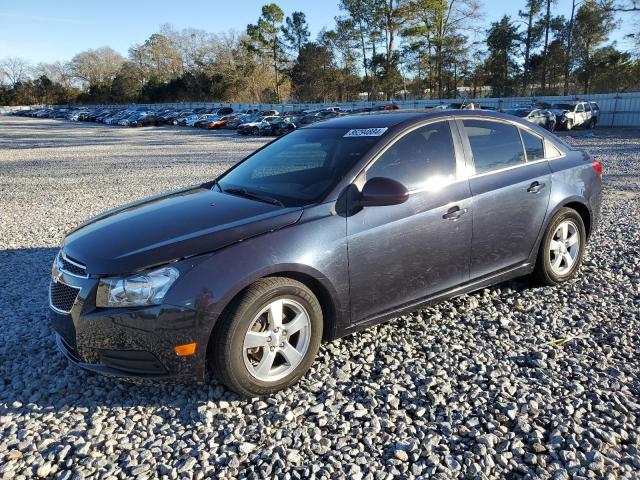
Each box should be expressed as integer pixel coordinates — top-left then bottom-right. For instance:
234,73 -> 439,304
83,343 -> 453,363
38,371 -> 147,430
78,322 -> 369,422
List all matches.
209,277 -> 323,397
534,208 -> 586,286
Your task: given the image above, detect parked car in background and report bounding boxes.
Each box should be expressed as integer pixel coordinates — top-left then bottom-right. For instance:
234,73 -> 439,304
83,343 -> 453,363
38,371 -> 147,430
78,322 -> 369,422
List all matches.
550,101 -> 597,130
258,116 -> 296,136
130,113 -> 159,127
204,114 -> 237,129
237,116 -> 271,135
505,106 -> 556,131
225,113 -> 260,129
184,114 -> 207,127
589,102 -> 600,124
154,111 -> 179,125
193,114 -> 219,128
432,102 -> 480,110
118,111 -> 146,126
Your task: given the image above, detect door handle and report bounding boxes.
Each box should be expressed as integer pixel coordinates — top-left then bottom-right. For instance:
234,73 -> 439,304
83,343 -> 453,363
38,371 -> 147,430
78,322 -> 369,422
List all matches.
443,206 -> 468,220
527,181 -> 546,193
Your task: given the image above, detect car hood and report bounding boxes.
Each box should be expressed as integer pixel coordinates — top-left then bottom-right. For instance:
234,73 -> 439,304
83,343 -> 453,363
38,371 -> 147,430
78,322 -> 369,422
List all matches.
64,186 -> 303,275
550,109 -> 569,115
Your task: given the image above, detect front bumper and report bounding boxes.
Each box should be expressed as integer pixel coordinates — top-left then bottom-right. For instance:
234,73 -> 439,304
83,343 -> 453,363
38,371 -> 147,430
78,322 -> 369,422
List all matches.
55,333 -> 170,379
48,261 -> 209,383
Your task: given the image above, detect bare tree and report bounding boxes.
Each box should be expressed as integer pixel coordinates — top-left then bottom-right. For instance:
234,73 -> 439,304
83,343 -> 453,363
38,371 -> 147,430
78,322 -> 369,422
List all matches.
35,61 -> 74,88
70,47 -> 125,87
601,0 -> 640,11
0,57 -> 32,87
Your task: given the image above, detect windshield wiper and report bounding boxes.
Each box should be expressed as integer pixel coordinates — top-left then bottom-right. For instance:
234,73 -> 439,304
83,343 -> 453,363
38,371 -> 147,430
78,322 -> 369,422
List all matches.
211,179 -> 222,191
222,188 -> 284,207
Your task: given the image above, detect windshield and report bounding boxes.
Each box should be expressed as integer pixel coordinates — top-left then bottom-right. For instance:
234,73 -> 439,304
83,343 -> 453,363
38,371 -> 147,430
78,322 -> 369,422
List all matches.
217,128 -> 381,207
506,109 -> 530,118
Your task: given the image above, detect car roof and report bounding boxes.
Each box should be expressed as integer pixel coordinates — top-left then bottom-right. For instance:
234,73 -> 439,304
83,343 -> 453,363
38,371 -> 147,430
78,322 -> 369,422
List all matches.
302,110 -> 539,130
302,112 -> 432,129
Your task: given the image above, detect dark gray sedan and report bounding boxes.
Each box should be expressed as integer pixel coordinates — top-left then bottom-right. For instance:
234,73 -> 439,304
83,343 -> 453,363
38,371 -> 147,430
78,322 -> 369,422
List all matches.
50,111 -> 602,396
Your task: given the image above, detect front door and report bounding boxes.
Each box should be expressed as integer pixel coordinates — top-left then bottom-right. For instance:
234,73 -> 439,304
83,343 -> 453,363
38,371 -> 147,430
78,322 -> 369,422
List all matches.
459,119 -> 552,279
347,121 -> 472,324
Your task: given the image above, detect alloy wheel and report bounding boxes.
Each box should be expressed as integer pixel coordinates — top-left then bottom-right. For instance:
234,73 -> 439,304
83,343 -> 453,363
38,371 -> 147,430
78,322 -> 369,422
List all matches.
242,298 -> 311,382
549,219 -> 580,276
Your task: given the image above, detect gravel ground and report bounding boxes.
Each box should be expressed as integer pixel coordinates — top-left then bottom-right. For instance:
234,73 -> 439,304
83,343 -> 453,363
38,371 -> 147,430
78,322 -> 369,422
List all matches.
0,117 -> 638,479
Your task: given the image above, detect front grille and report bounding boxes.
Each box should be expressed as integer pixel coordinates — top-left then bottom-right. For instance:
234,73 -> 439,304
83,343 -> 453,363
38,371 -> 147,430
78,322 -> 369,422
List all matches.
50,281 -> 80,313
58,253 -> 87,277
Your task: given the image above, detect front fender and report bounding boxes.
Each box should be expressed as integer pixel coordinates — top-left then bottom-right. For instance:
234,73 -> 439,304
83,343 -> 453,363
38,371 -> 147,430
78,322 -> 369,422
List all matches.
163,202 -> 350,343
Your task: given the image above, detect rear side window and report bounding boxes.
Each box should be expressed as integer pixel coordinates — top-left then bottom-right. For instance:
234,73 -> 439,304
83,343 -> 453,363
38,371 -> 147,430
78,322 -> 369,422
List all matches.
545,140 -> 562,158
462,120 -> 525,174
367,121 -> 456,190
520,129 -> 545,161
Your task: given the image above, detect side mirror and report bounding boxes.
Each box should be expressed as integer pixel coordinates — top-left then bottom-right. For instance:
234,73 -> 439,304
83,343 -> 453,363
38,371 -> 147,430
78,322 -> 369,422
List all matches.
358,177 -> 409,207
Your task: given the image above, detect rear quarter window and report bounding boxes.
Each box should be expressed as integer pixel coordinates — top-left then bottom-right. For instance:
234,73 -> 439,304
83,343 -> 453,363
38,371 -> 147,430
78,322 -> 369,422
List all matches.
520,130 -> 545,161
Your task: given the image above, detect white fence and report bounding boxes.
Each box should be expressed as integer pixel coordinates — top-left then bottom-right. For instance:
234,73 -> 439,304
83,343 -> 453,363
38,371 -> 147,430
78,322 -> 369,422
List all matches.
7,92 -> 640,127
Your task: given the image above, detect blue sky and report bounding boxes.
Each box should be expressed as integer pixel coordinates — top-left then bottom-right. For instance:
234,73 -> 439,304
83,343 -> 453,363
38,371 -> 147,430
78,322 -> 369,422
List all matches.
0,0 -> 635,63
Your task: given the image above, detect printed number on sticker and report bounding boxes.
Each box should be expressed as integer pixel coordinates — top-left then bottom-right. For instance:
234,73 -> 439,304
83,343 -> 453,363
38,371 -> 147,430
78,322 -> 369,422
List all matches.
344,128 -> 388,137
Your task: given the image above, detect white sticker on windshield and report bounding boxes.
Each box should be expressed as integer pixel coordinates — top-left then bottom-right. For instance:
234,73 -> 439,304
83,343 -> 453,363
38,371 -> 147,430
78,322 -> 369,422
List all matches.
344,127 -> 388,137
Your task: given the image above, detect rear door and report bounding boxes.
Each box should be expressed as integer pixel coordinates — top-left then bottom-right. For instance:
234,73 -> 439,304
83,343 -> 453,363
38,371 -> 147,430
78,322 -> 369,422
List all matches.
575,103 -> 587,126
347,121 -> 472,323
458,119 -> 552,279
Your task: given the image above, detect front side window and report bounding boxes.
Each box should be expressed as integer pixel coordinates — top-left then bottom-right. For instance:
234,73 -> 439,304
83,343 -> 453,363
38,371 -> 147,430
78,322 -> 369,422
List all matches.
462,120 -> 525,175
520,129 -> 545,161
366,121 -> 456,190
218,129 -> 380,207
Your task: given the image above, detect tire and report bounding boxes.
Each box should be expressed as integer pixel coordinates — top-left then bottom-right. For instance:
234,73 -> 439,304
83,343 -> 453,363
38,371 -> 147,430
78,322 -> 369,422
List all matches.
209,277 -> 323,397
586,118 -> 595,129
533,207 -> 587,286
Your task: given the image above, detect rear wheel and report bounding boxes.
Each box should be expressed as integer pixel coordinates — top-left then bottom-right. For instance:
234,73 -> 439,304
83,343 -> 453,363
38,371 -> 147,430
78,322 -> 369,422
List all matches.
534,208 -> 586,285
209,277 -> 323,397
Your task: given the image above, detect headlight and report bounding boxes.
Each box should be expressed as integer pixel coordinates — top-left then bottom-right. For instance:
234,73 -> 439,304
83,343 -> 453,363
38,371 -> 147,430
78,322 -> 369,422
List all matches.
96,266 -> 179,308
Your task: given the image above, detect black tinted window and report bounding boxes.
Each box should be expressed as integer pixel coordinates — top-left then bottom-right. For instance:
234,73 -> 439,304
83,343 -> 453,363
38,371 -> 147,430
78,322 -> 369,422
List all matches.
463,120 -> 525,174
520,129 -> 545,161
367,121 -> 456,190
219,129 -> 379,206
